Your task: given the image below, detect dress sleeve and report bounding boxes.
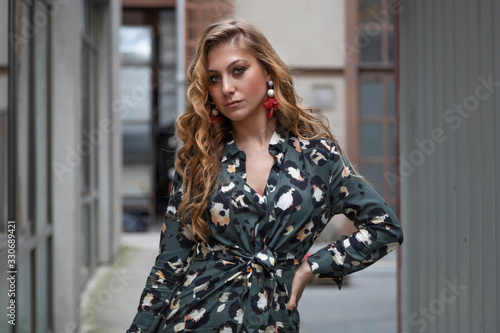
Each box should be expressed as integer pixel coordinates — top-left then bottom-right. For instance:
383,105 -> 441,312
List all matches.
127,171 -> 197,332
306,143 -> 403,289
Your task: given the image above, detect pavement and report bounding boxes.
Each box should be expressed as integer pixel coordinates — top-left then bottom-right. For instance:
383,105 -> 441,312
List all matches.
79,227 -> 397,333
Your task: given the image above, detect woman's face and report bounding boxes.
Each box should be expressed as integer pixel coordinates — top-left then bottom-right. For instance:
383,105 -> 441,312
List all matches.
207,41 -> 270,124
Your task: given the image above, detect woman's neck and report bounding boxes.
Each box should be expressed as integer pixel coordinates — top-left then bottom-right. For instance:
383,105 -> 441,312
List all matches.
231,118 -> 276,151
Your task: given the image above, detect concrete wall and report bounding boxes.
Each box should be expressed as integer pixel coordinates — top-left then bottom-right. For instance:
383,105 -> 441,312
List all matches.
399,0 -> 500,332
50,0 -> 122,331
51,0 -> 84,330
235,0 -> 345,68
294,76 -> 346,145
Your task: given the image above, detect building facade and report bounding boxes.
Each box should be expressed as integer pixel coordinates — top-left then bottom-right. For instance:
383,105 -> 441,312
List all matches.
0,0 -> 122,332
398,0 -> 500,332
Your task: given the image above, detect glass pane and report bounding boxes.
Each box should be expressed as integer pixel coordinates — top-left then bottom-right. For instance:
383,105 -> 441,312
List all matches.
16,1 -> 32,234
388,0 -> 395,24
123,123 -> 151,163
36,239 -> 50,332
389,123 -> 396,157
121,67 -> 152,121
81,46 -> 91,193
36,1 -> 49,232
388,81 -> 395,116
388,162 -> 396,197
81,204 -> 90,272
0,0 -> 6,66
82,0 -> 91,35
120,26 -> 153,65
361,123 -> 384,157
361,163 -> 385,193
360,82 -> 384,117
158,68 -> 177,127
0,74 -> 6,110
159,10 -> 176,66
388,30 -> 394,63
360,30 -> 382,63
0,114 -> 6,233
359,0 -> 382,24
17,251 -> 33,333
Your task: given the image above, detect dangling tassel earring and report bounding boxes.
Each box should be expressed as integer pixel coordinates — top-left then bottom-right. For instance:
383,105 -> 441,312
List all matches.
210,105 -> 222,125
263,80 -> 279,119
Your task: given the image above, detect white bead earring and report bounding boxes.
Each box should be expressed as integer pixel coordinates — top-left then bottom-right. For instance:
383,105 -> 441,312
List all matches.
267,80 -> 275,98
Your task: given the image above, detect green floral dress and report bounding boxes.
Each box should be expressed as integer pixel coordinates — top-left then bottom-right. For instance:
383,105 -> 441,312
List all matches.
128,127 -> 403,333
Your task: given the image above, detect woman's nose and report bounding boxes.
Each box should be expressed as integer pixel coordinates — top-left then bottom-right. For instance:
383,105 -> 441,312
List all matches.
222,77 -> 235,95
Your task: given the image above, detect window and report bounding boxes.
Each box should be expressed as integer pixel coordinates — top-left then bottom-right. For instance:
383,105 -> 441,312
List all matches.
120,25 -> 154,218
359,75 -> 396,207
1,1 -> 53,332
358,0 -> 395,66
354,0 -> 396,208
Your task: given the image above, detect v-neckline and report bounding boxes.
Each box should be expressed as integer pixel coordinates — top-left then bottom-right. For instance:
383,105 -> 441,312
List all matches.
240,150 -> 276,200
221,126 -> 288,200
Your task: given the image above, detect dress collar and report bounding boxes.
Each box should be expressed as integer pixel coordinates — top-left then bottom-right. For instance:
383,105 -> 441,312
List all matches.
221,125 -> 289,161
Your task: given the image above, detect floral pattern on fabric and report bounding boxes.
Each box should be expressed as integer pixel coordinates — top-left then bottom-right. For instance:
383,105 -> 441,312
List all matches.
128,126 -> 403,333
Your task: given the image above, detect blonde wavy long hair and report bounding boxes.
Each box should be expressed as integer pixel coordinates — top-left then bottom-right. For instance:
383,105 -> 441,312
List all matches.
175,18 -> 356,241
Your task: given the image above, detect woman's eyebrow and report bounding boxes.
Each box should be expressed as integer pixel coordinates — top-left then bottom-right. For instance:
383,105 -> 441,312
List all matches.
207,59 -> 247,73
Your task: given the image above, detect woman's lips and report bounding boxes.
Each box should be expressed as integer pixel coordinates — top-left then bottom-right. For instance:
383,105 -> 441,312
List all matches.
225,100 -> 242,107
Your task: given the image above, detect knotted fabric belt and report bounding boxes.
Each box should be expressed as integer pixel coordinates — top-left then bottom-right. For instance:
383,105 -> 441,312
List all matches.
195,243 -> 299,278
194,243 -> 300,330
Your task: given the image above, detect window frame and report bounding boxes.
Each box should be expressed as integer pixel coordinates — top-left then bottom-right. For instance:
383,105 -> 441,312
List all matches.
79,0 -> 100,287
359,72 -> 396,208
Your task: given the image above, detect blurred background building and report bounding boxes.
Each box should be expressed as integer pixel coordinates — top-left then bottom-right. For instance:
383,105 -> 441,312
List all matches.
1,0 -> 396,332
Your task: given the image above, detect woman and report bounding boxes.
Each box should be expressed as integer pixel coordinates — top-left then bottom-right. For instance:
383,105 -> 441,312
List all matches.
128,18 -> 403,333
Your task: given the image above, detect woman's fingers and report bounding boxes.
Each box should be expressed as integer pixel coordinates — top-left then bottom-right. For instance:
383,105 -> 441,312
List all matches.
287,295 -> 297,311
286,261 -> 314,311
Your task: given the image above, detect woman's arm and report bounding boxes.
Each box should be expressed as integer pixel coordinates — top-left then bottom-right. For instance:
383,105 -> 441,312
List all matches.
127,171 -> 197,332
306,143 -> 404,289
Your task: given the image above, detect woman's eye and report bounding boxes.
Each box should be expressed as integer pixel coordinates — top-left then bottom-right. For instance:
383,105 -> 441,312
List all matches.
209,76 -> 221,84
233,67 -> 245,75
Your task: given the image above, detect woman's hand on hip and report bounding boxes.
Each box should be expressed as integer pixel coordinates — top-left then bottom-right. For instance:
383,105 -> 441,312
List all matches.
286,261 -> 314,311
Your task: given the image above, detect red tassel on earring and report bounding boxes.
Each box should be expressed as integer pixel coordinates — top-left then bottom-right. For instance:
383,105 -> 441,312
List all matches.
263,97 -> 279,119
